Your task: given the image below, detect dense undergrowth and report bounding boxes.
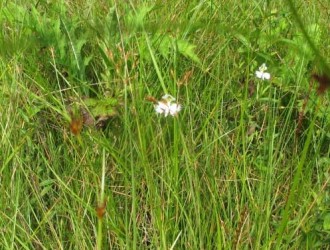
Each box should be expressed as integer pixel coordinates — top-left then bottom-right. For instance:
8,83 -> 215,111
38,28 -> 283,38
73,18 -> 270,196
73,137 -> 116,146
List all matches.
0,0 -> 329,249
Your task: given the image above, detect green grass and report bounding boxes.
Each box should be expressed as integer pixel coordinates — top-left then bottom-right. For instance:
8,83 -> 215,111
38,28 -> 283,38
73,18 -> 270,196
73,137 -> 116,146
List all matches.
1,0 -> 330,249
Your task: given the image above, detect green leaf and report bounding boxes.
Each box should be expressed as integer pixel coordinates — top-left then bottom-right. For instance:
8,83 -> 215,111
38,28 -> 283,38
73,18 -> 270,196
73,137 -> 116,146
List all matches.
323,213 -> 330,231
84,97 -> 118,117
126,4 -> 154,31
158,35 -> 172,59
176,39 -> 201,64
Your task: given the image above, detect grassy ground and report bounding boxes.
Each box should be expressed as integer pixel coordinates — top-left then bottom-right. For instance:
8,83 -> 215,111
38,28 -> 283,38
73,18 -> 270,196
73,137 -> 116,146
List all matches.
1,0 -> 330,249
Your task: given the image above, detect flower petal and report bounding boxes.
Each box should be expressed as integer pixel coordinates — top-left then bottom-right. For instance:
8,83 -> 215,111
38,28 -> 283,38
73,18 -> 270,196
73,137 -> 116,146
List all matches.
256,70 -> 270,80
155,105 -> 164,114
161,94 -> 176,103
155,101 -> 169,114
259,63 -> 267,72
262,72 -> 271,80
169,103 -> 182,116
256,71 -> 263,79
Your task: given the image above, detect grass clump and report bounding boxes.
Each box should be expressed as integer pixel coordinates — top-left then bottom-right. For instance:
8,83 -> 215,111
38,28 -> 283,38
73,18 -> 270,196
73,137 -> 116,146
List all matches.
0,0 -> 329,249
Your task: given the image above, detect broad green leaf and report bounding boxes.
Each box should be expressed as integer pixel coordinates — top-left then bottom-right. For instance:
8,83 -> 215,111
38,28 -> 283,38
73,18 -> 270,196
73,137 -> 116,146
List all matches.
84,97 -> 118,117
176,39 -> 201,64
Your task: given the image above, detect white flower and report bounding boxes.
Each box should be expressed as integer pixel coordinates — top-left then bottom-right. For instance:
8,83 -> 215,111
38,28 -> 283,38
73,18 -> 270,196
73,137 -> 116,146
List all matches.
154,94 -> 182,117
169,103 -> 182,116
155,101 -> 170,116
255,63 -> 271,80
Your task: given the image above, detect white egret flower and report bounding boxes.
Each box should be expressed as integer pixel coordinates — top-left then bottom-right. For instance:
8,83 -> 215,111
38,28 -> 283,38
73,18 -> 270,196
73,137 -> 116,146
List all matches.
153,94 -> 182,117
256,63 -> 271,80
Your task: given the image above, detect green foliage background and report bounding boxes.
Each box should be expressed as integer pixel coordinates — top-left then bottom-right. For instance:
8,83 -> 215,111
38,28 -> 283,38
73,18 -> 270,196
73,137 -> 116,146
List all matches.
0,0 -> 329,249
